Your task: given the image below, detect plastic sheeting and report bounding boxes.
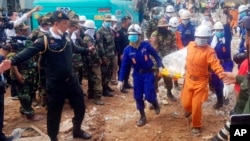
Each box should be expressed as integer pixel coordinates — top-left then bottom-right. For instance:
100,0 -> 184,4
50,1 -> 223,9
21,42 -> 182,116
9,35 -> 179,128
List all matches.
161,47 -> 187,78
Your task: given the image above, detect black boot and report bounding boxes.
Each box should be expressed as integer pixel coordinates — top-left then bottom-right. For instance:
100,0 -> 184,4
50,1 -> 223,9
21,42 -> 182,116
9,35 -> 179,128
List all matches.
124,81 -> 133,89
213,88 -> 223,109
107,86 -> 115,92
167,91 -> 177,102
103,86 -> 114,97
72,119 -> 92,140
152,101 -> 160,115
121,86 -> 128,93
137,110 -> 146,127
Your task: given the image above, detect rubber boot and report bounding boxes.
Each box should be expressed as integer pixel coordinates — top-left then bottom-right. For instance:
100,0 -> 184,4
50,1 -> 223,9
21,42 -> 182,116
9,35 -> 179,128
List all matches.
152,101 -> 160,115
72,118 -> 92,139
167,90 -> 177,102
213,88 -> 223,109
124,80 -> 133,89
102,85 -> 114,97
137,110 -> 146,127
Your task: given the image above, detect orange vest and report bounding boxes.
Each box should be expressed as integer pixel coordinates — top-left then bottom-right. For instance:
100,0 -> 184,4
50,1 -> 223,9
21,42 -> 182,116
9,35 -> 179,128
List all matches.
175,31 -> 184,49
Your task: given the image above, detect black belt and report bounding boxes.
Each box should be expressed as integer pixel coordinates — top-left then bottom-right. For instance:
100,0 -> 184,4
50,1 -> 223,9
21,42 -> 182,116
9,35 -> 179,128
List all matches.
220,58 -> 231,64
135,69 -> 154,74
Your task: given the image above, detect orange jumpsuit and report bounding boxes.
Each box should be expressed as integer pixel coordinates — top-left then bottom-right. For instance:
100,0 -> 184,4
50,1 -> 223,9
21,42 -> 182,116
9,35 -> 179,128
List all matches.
230,10 -> 238,28
175,31 -> 184,49
181,42 -> 224,128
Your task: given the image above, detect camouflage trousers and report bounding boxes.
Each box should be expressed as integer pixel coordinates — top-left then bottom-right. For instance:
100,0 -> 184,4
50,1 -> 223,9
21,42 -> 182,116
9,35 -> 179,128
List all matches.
17,69 -> 37,117
101,58 -> 114,86
37,68 -> 47,107
86,63 -> 103,99
153,69 -> 173,93
73,66 -> 84,84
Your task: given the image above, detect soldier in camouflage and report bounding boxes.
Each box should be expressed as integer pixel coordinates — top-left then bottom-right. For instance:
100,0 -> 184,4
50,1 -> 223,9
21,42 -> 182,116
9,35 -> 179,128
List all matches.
10,23 -> 43,121
29,14 -> 51,107
82,20 -> 104,105
151,18 -> 177,102
145,7 -> 162,40
69,20 -> 84,84
96,14 -> 116,97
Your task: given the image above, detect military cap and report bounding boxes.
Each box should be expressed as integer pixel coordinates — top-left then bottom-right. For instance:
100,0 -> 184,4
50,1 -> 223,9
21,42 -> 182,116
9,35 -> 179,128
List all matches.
157,18 -> 168,27
69,19 -> 79,28
103,14 -> 112,21
38,15 -> 51,25
242,16 -> 250,30
15,23 -> 30,30
51,11 -> 69,22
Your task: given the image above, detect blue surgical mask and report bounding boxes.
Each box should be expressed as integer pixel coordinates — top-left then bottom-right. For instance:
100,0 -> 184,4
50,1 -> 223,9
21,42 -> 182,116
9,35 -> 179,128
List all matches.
215,31 -> 224,38
153,15 -> 160,20
240,12 -> 247,19
128,35 -> 139,43
103,21 -> 111,28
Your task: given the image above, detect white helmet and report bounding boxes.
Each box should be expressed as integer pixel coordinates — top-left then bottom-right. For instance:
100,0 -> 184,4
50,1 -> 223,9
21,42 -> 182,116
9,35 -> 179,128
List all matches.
180,10 -> 191,19
111,15 -> 118,22
84,20 -> 96,29
169,17 -> 179,27
178,9 -> 186,16
79,15 -> 87,22
128,24 -> 142,35
195,25 -> 212,37
213,22 -> 224,30
238,5 -> 248,13
166,5 -> 175,13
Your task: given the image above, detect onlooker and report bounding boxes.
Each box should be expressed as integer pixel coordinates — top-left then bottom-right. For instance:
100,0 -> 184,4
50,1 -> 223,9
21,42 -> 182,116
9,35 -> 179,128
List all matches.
6,6 -> 41,37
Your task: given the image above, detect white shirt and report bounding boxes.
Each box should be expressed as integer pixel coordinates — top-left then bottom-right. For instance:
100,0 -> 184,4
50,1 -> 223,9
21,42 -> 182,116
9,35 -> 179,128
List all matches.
6,13 -> 28,37
49,28 -> 62,40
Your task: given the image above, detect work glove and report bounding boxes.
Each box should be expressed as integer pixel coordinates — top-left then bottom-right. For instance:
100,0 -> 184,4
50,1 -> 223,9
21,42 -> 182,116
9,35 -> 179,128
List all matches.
117,81 -> 124,91
236,27 -> 240,34
223,84 -> 233,99
158,67 -> 163,77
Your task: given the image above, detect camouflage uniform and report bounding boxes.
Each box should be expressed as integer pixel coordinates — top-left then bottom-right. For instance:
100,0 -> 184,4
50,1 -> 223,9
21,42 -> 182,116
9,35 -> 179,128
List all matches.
151,19 -> 177,100
29,17 -> 50,107
82,34 -> 103,103
96,14 -> 115,96
9,41 -> 37,117
72,52 -> 83,83
146,19 -> 158,40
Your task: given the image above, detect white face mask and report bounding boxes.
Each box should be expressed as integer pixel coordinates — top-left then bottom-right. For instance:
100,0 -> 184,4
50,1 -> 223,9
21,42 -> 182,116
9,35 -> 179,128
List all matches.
195,38 -> 208,47
182,19 -> 189,25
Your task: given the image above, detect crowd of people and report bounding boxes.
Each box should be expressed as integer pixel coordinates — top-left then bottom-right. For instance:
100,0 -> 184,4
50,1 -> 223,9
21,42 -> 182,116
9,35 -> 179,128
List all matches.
0,2 -> 249,141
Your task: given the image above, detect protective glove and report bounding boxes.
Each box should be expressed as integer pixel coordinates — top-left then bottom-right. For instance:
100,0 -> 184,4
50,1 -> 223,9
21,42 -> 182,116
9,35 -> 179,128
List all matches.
223,84 -> 233,99
158,67 -> 163,77
236,27 -> 240,33
117,81 -> 124,91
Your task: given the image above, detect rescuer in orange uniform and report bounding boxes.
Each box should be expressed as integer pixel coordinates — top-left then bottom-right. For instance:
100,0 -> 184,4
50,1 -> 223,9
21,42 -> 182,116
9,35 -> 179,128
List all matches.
181,25 -> 224,135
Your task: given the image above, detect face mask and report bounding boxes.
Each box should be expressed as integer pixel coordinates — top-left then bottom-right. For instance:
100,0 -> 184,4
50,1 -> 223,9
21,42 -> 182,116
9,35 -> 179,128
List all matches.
103,21 -> 111,28
204,16 -> 210,21
215,31 -> 224,38
153,15 -> 160,20
182,19 -> 189,25
168,27 -> 177,32
166,13 -> 173,17
128,35 -> 139,43
240,12 -> 247,19
195,38 -> 208,46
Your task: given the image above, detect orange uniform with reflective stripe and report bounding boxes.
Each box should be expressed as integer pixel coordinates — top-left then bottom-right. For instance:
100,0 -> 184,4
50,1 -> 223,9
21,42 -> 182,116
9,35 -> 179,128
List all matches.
181,42 -> 224,128
175,31 -> 184,49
